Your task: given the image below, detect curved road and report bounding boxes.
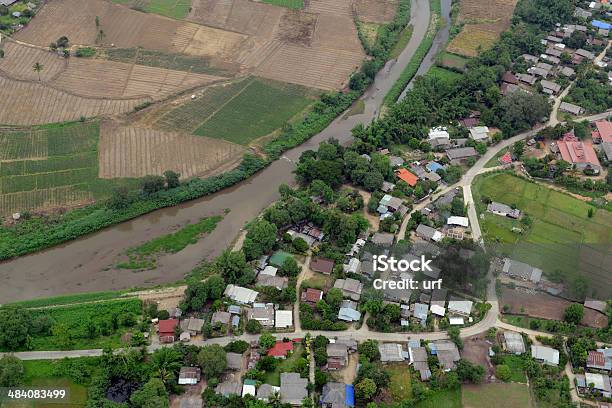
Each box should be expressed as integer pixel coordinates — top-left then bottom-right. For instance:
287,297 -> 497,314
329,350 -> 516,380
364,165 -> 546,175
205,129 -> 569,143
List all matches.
0,0 -> 432,304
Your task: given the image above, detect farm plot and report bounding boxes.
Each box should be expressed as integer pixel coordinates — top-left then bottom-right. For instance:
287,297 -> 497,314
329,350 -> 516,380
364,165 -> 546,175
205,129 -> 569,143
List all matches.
0,122 -> 137,216
473,173 -> 611,296
305,0 -> 352,16
112,0 -> 193,19
312,14 -> 363,52
463,383 -> 534,408
500,287 -> 608,328
0,41 -> 67,82
446,0 -> 518,57
98,123 -> 245,179
355,0 -> 398,24
188,0 -> 283,37
0,76 -> 147,126
276,9 -> 317,46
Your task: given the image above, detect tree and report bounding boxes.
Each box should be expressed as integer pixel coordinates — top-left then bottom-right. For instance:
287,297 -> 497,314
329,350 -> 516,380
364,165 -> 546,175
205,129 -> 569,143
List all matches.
141,175 -> 165,195
107,186 -> 131,210
357,340 -> 380,361
216,250 -> 254,285
32,62 -> 44,81
151,348 -> 182,385
325,288 -> 343,310
496,364 -> 512,382
280,256 -> 300,277
448,327 -> 464,350
243,220 -> 277,260
246,319 -> 263,334
163,170 -> 180,189
355,378 -> 377,401
292,237 -> 309,253
197,344 -> 227,379
0,355 -> 24,387
56,36 -> 70,48
513,140 -> 525,158
456,360 -> 485,384
258,332 -> 277,351
130,378 -> 169,407
564,304 -> 584,325
0,308 -> 32,351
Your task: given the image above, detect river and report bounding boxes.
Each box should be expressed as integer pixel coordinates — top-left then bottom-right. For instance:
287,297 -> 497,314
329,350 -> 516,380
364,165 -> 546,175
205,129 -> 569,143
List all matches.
0,0 -> 435,303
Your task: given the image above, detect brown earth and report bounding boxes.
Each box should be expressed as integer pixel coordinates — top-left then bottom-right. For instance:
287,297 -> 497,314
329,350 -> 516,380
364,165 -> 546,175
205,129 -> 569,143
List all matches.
98,122 -> 246,179
462,335 -> 496,381
276,9 -> 317,46
355,0 -> 398,24
501,287 -> 608,329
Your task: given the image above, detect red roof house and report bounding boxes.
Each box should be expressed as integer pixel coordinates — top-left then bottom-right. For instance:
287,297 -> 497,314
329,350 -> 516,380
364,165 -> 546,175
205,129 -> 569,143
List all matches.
301,288 -> 324,304
158,319 -> 178,336
502,71 -> 519,85
557,139 -> 601,171
310,257 -> 335,275
592,120 -> 612,143
499,151 -> 512,165
395,168 -> 418,187
268,341 -> 294,358
587,350 -> 605,369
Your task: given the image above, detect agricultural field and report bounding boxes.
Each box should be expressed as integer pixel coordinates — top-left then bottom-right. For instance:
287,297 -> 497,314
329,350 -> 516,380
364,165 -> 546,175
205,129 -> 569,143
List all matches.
426,66 -> 462,83
98,123 -> 245,179
437,51 -> 469,71
473,173 -> 612,298
262,0 -> 304,9
152,77 -> 315,145
355,0 -> 398,24
112,0 -> 193,19
0,122 -> 139,217
463,383 -> 534,408
446,0 -> 518,57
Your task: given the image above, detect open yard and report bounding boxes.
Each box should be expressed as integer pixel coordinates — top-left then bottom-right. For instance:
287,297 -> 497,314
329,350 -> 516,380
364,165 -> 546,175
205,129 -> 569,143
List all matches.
152,77 -> 315,145
264,344 -> 304,386
0,122 -> 141,217
461,335 -> 495,381
415,388 -> 462,408
386,363 -> 413,402
463,383 -> 534,408
473,173 -> 612,298
446,0 -> 518,57
500,287 -> 608,328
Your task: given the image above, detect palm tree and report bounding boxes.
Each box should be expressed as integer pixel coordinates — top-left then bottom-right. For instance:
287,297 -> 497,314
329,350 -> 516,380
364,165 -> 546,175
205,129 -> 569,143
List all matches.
32,62 -> 43,81
151,348 -> 182,385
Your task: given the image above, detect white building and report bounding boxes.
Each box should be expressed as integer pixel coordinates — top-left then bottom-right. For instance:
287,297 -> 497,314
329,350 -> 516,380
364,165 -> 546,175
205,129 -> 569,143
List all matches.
275,310 -> 293,329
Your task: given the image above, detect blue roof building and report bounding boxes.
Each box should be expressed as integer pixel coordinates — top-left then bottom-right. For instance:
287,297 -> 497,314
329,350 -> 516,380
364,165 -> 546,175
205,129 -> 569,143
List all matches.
426,161 -> 444,173
592,20 -> 612,30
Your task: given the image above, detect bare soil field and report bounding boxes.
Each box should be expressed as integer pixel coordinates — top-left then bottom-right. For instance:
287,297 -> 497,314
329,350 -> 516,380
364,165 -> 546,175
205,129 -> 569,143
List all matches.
355,0 -> 398,24
461,335 -> 495,381
501,287 -> 608,328
0,76 -> 146,125
446,0 -> 518,57
0,41 -> 67,82
305,0 -> 351,16
98,123 -> 245,179
312,14 -> 363,52
276,9 -> 317,46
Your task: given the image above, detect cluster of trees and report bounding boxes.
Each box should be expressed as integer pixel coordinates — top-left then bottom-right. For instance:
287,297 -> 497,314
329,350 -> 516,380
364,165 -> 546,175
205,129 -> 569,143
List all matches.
180,275 -> 225,312
565,67 -> 612,114
299,288 -> 348,330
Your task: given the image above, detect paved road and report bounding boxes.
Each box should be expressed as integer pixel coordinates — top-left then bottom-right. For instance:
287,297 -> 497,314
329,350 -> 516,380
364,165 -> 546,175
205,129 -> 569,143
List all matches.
0,0 -> 432,304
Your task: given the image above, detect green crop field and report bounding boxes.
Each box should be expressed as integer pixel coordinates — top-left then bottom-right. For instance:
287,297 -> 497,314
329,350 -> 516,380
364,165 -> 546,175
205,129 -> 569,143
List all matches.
0,122 -> 138,217
157,77 -> 314,145
415,388 -> 462,408
473,173 -> 611,296
111,0 -> 192,19
262,0 -> 304,9
426,66 -> 462,83
463,383 -> 533,408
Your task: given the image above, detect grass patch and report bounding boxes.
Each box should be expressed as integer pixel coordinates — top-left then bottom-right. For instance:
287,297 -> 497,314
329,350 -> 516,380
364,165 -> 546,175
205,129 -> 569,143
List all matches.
500,355 -> 527,383
473,172 -> 611,295
264,344 -> 304,386
344,100 -> 365,118
0,121 -> 139,216
463,383 -> 533,408
426,66 -> 462,83
437,51 -> 469,71
111,0 -> 192,19
118,215 -> 222,270
390,25 -> 414,58
387,363 -> 412,401
7,291 -> 128,308
415,388 -> 462,408
261,0 -> 304,8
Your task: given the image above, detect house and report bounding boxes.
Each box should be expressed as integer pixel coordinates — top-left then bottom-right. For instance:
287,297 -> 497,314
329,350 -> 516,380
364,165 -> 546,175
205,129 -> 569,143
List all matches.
449,317 -> 464,325
432,341 -> 461,371
499,151 -> 512,165
0,0 -> 19,5
371,232 -> 394,247
575,48 -> 595,60
592,120 -> 612,144
257,384 -> 280,402
327,343 -> 349,370
447,216 -> 469,228
469,126 -> 490,142
487,202 -> 521,219
546,35 -> 563,43
574,7 -> 592,19
430,304 -> 445,317
545,47 -> 562,58
428,127 -> 450,144
557,137 -> 601,172
242,381 -> 256,397
338,306 -> 361,322
280,372 -> 308,406
228,305 -> 242,315
268,341 -> 294,358
158,319 -> 178,342
502,258 -> 543,283
226,352 -> 243,370
585,373 -> 612,398
502,71 -> 518,84
588,349 -> 612,371
210,312 -> 230,327
249,303 -> 275,327
224,284 -> 258,304
447,297 -> 473,316
412,303 -> 429,322
179,332 -> 191,342
379,194 -> 403,212
334,278 -> 363,301
389,155 -> 405,167
559,102 -> 584,115
178,367 -> 201,385
395,168 -> 418,187
426,161 -> 444,173
260,265 -> 278,276
275,310 -> 293,329
232,315 -> 240,328
167,307 -> 182,319
531,345 -> 560,365
528,67 -> 549,78
180,317 -> 206,335
445,147 -> 478,164
343,257 -> 360,274
257,274 -> 289,290
559,67 -> 576,78
381,181 -> 395,193
522,54 -> 539,64
320,382 -> 355,408
409,346 -> 431,380
216,382 -> 242,397
540,80 -> 561,95
379,343 -> 405,362
603,143 -> 612,162
301,288 -> 323,304
416,224 -> 443,242
430,288 -> 447,308
503,331 -> 526,354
